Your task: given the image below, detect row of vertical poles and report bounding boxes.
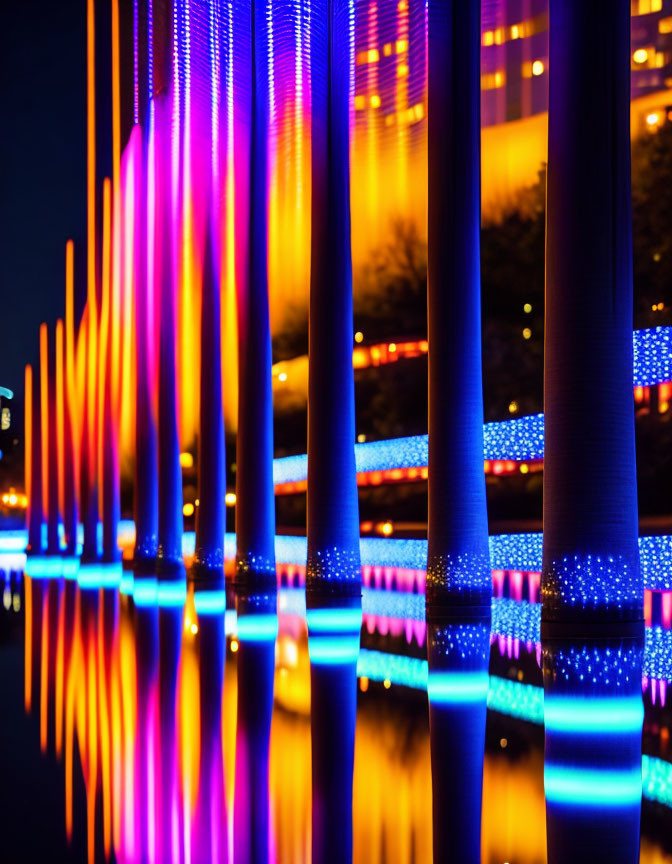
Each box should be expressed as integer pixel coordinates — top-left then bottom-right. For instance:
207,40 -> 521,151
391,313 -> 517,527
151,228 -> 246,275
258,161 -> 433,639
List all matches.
424,1 -> 643,864
21,0 -> 644,862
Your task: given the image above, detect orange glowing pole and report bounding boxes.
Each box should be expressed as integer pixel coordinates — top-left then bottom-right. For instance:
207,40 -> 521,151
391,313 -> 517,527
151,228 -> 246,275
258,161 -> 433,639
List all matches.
97,598 -> 113,859
24,576 -> 33,713
65,591 -> 83,841
55,584 -> 66,759
86,609 -> 99,864
40,587 -> 49,753
98,178 -> 111,515
111,0 -> 123,420
82,0 -> 99,562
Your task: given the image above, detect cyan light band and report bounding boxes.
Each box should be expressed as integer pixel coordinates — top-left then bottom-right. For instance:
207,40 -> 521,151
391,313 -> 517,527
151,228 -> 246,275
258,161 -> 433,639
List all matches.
306,607 -> 362,633
133,579 -> 158,607
236,613 -> 279,642
0,532 -> 29,553
78,562 -> 122,589
157,581 -> 187,607
427,671 -> 490,704
193,589 -> 227,616
26,556 -> 62,579
119,572 -> 134,595
61,557 -> 80,581
544,765 -> 643,807
308,634 -> 361,665
225,609 -> 237,636
544,697 -> 644,734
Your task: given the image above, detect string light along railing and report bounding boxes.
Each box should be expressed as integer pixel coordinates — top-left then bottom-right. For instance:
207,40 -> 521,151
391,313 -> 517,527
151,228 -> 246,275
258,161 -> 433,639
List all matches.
273,326 -> 672,492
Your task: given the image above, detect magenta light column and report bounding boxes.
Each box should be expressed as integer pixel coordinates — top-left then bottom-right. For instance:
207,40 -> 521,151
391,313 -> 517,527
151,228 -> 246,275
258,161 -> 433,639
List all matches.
307,0 -> 362,862
152,5 -> 185,863
232,0 -> 277,860
45,328 -> 61,559
426,3 -> 491,862
133,0 -> 159,588
542,3 -> 643,863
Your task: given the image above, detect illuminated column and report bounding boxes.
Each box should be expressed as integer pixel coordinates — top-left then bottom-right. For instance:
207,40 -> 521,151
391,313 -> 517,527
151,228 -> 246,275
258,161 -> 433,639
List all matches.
63,242 -> 79,564
542,3 -> 643,862
233,0 -> 277,859
100,178 -> 122,584
307,0 -> 362,861
42,325 -> 61,560
153,2 -> 185,593
26,364 -> 43,557
426,3 -> 490,861
133,0 -> 159,587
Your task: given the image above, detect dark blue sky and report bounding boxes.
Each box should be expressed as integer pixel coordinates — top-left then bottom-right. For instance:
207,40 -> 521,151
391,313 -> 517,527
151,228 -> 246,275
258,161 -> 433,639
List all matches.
1,1 -> 87,401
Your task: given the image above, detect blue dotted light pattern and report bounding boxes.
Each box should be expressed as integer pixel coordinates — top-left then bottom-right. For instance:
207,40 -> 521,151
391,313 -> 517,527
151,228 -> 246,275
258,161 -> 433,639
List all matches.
633,327 -> 672,388
4,530 -> 672,592
272,327 -> 672,487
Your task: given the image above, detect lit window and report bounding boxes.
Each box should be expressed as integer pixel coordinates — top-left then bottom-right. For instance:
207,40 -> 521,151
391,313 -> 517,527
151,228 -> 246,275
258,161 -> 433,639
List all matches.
180,452 -> 194,469
357,433 -> 366,443
225,492 -> 237,506
482,30 -> 494,47
659,16 -> 672,33
511,24 -> 520,39
532,60 -> 544,76
523,302 -> 532,314
633,48 -> 649,64
508,401 -> 518,414
522,328 -> 532,340
397,63 -> 409,78
278,371 -> 288,382
354,331 -> 364,343
354,95 -> 366,111
370,94 -> 381,108
183,502 -> 195,517
646,112 -> 660,127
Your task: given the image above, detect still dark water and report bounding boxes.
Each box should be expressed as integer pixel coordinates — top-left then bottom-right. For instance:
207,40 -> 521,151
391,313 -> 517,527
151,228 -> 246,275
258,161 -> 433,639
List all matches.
1,566 -> 671,864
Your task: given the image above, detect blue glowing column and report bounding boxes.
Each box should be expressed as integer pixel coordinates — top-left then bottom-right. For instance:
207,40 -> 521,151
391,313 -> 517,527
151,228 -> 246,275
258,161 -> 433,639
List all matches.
543,3 -> 643,861
426,2 -> 491,860
133,0 -> 159,592
307,0 -> 362,860
232,0 -> 277,858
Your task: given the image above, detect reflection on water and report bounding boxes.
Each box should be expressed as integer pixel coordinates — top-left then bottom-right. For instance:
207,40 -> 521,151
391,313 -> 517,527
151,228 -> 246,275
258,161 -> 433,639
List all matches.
11,568 -> 672,863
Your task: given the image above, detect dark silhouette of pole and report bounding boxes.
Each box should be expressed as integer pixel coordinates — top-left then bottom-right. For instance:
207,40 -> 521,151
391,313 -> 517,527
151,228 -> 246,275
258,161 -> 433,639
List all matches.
542,3 -> 643,862
307,0 -> 362,861
232,0 -> 277,859
426,3 -> 491,861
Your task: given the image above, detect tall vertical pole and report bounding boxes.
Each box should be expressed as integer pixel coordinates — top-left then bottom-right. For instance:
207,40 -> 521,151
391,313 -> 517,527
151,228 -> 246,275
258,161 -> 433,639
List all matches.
307,0 -> 362,861
133,0 -> 159,587
233,0 -> 277,859
26,364 -> 43,558
63,241 -> 79,565
542,3 -> 643,862
426,3 -> 490,862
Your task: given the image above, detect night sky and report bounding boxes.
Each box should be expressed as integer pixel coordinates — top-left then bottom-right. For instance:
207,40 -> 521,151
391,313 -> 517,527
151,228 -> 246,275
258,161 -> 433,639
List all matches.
1,1 -> 87,402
